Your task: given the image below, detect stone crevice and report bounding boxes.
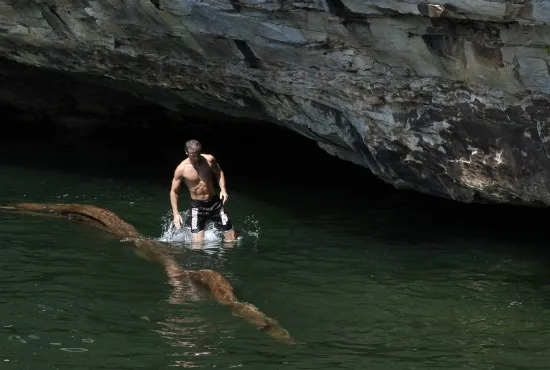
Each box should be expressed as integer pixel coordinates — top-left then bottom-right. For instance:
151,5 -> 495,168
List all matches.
229,0 -> 242,11
40,4 -> 71,39
150,0 -> 161,10
234,39 -> 262,68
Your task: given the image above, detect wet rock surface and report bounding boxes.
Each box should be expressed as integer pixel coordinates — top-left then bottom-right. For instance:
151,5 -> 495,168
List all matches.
1,1 -> 550,204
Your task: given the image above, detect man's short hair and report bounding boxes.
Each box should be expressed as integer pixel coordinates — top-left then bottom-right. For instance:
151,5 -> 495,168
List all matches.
185,139 -> 201,155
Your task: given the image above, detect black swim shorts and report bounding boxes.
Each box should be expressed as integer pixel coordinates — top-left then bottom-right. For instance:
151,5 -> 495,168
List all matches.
184,197 -> 233,233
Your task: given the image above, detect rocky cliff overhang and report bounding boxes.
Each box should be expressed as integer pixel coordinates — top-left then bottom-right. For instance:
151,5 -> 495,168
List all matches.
1,0 -> 550,205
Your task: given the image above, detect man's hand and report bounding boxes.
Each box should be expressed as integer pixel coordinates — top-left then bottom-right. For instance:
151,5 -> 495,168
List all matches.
219,190 -> 228,204
173,213 -> 183,229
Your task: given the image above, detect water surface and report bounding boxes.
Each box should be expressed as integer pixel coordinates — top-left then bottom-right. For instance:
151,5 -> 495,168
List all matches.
2,129 -> 550,369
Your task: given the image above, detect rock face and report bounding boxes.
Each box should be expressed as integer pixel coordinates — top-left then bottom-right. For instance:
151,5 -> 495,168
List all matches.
1,0 -> 550,204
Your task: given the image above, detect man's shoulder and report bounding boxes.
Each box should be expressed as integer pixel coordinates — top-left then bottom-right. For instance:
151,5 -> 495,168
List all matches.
197,153 -> 213,163
175,160 -> 190,173
202,154 -> 216,162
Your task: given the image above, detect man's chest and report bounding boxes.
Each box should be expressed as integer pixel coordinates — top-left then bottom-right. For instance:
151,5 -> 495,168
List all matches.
183,164 -> 212,182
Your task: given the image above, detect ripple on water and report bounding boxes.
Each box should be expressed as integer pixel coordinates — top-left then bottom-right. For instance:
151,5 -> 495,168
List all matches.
60,348 -> 88,353
8,335 -> 26,343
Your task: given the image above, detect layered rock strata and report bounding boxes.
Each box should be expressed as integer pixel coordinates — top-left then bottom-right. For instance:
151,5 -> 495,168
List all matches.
1,1 -> 550,204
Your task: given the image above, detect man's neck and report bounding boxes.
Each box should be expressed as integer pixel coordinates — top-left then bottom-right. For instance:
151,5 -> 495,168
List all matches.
191,157 -> 203,169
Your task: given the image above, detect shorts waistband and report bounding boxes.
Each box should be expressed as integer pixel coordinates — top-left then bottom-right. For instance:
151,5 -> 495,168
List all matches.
190,197 -> 219,206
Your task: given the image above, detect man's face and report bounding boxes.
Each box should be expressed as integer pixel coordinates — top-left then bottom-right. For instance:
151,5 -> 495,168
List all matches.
187,151 -> 201,165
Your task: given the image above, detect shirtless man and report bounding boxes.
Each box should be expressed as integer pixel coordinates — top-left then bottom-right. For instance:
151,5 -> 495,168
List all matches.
170,139 -> 237,242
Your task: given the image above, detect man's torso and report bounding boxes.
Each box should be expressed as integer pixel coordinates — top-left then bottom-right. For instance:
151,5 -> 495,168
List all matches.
180,154 -> 217,200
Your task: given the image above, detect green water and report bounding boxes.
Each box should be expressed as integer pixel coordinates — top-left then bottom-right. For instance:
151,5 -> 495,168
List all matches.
2,131 -> 550,369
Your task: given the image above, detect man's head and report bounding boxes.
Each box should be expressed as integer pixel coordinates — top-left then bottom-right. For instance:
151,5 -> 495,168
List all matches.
185,139 -> 202,165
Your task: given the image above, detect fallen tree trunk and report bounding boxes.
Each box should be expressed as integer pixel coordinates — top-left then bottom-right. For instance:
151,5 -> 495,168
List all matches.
0,202 -> 298,345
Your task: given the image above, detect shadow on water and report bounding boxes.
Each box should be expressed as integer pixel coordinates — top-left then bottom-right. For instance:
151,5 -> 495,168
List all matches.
2,112 -> 550,261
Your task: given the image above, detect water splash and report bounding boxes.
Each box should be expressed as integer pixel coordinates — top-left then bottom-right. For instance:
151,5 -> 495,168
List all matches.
158,211 -> 239,255
241,215 -> 261,238
158,211 -> 261,245
158,210 -> 223,245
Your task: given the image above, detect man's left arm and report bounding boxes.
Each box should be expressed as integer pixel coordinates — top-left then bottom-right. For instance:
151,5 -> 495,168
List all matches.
211,157 -> 228,204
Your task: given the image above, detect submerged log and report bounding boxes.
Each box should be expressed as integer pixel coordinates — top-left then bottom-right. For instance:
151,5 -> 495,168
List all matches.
0,202 -> 298,345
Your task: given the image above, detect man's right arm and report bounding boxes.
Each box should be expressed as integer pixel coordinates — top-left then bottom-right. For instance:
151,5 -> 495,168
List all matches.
170,167 -> 183,216
170,167 -> 182,215
170,167 -> 185,229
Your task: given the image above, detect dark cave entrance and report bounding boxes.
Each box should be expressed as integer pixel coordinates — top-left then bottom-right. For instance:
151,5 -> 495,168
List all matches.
0,57 -> 384,194
1,58 -> 550,249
